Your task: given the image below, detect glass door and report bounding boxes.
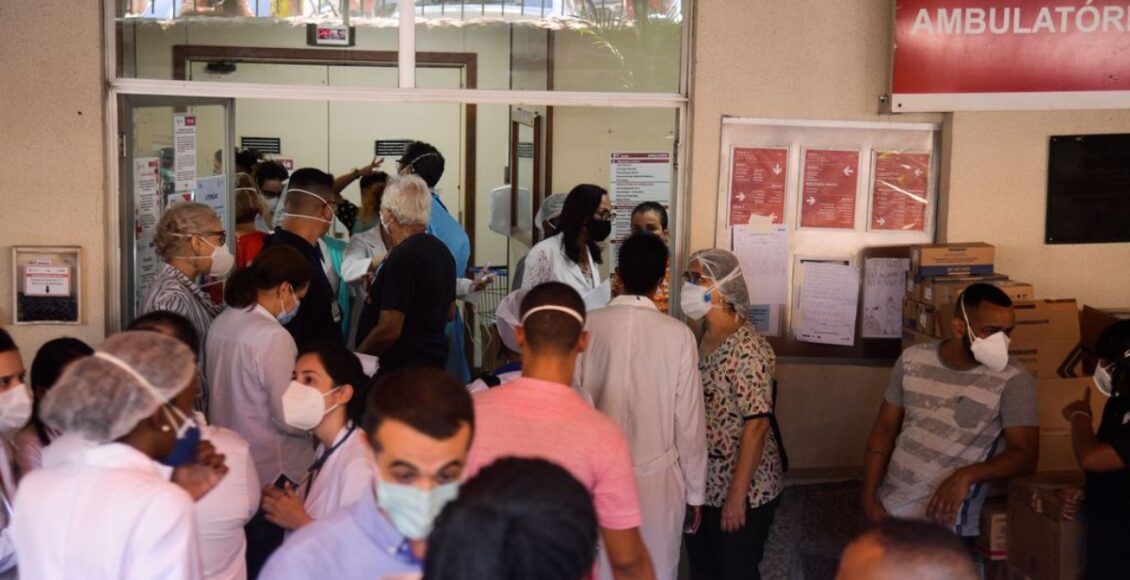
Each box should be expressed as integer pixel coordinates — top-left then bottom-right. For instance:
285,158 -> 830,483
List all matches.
119,95 -> 234,326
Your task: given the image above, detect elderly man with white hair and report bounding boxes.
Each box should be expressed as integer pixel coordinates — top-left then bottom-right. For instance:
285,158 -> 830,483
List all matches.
355,175 -> 457,378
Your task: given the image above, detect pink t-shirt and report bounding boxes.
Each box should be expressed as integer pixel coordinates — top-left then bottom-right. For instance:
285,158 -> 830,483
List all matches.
466,377 -> 643,530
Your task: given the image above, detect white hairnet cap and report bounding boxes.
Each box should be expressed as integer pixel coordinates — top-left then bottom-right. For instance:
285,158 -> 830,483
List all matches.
41,331 -> 196,443
689,248 -> 751,316
496,289 -> 528,354
535,193 -> 568,230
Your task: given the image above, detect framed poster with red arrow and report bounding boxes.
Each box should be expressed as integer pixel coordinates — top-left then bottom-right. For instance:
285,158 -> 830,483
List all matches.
798,148 -> 860,230
869,151 -> 930,232
728,147 -> 788,226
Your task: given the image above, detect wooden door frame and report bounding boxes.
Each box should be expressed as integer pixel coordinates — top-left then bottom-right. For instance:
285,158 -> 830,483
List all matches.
172,45 -> 479,266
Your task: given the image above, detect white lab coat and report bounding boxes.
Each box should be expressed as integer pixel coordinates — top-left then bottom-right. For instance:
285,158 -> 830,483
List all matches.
520,233 -> 610,309
12,443 -> 202,580
302,425 -> 375,522
577,296 -> 708,580
190,424 -> 260,580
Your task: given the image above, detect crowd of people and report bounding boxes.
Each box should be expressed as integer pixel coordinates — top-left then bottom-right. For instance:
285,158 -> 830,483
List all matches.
0,141 -> 1126,580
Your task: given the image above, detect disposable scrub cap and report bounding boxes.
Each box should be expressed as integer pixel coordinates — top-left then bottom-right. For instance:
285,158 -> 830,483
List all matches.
41,332 -> 196,443
688,248 -> 751,316
535,193 -> 568,231
495,289 -> 528,354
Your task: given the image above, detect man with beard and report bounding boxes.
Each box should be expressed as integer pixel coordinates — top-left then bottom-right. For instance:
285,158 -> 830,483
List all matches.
860,283 -> 1038,541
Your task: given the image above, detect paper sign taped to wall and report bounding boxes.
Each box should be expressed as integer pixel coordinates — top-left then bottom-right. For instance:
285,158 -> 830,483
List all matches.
732,225 -> 789,306
861,258 -> 910,338
796,262 -> 860,346
24,266 -> 71,297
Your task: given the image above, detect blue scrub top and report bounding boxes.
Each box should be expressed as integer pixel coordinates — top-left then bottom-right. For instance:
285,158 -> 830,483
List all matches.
426,192 -> 472,382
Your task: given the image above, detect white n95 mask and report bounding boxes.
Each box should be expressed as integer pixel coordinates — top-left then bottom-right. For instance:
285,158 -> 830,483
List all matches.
1094,364 -> 1114,396
962,301 -> 1011,372
680,281 -> 713,321
0,383 -> 33,433
281,381 -> 340,431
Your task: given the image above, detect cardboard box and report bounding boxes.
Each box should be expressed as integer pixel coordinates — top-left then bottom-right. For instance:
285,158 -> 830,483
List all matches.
936,299 -> 1080,342
1007,472 -> 1086,580
1078,305 -> 1130,373
1036,378 -> 1106,471
1009,337 -> 1084,380
917,273 -> 1009,304
977,499 -> 1009,561
902,299 -> 937,335
910,242 -> 995,278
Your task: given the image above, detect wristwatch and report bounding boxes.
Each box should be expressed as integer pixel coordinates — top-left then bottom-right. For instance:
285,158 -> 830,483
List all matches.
351,167 -> 361,179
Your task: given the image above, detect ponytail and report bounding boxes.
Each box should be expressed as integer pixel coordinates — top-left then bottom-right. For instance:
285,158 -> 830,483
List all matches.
224,244 -> 313,308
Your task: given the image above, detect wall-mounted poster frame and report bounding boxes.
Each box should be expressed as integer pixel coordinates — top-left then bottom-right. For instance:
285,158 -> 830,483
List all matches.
12,246 -> 83,325
716,117 -> 940,362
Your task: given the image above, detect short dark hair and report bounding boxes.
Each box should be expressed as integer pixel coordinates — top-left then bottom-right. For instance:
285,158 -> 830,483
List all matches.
519,283 -> 586,355
632,201 -> 668,230
286,168 -> 335,213
0,328 -> 14,354
30,337 -> 93,446
557,184 -> 608,266
618,233 -> 669,296
954,283 -> 1013,319
363,367 -> 473,452
359,171 -> 390,192
129,311 -> 200,359
425,457 -> 598,580
225,244 -> 314,308
1097,319 -> 1130,397
236,148 -> 263,174
401,141 -> 445,188
254,161 -> 290,192
856,519 -> 977,579
299,342 -> 372,426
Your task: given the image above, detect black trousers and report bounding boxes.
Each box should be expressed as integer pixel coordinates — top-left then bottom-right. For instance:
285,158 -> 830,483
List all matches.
245,510 -> 285,579
685,498 -> 779,580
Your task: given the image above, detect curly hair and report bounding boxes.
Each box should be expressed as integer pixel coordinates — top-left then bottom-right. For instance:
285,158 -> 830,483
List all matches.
154,202 -> 219,261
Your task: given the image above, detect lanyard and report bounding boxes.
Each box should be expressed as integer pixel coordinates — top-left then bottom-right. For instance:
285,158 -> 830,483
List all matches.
305,424 -> 358,496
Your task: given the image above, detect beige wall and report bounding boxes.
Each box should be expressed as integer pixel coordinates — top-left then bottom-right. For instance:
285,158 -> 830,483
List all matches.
0,0 -> 107,357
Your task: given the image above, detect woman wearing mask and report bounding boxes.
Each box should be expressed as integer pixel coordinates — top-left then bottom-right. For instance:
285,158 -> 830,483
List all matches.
1060,319 -> 1130,579
13,337 -> 93,475
12,331 -> 228,579
205,245 -> 315,577
681,249 -> 784,580
234,178 -> 270,269
260,343 -> 373,531
143,202 -> 232,413
0,328 -> 30,578
520,184 -> 613,309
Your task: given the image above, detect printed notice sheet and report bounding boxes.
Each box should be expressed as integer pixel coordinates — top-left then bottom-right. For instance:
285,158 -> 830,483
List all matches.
731,225 -> 789,306
861,258 -> 910,338
796,262 -> 860,346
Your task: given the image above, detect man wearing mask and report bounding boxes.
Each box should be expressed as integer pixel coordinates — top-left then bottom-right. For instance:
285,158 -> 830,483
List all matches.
264,168 -> 345,348
258,367 -> 473,580
253,161 -> 289,233
466,282 -> 655,580
0,328 -> 29,578
861,283 -> 1039,539
397,141 -> 473,383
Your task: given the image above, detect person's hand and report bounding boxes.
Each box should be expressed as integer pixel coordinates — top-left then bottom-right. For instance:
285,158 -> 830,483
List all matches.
610,272 -> 624,299
720,495 -> 747,533
357,157 -> 384,178
926,469 -> 973,525
1062,387 -> 1093,423
1059,487 -> 1084,520
862,498 -> 890,523
684,504 -> 703,534
172,440 -> 229,502
261,483 -> 313,530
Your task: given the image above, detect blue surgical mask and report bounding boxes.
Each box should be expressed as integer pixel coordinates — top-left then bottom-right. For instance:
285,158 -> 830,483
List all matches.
278,286 -> 300,325
375,475 -> 461,540
158,405 -> 201,468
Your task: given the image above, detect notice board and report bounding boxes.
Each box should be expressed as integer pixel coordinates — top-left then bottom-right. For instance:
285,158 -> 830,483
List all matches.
1046,134 -> 1130,245
716,117 -> 940,362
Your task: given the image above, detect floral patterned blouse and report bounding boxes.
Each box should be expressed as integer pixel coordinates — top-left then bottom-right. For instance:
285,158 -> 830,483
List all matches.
699,324 -> 783,509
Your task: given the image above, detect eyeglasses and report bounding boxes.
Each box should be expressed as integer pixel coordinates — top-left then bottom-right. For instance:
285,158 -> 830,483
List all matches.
594,210 -> 614,221
682,271 -> 705,285
199,230 -> 227,245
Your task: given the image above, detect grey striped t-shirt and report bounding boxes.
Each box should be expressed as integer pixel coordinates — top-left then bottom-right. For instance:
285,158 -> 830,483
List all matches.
878,342 -> 1037,536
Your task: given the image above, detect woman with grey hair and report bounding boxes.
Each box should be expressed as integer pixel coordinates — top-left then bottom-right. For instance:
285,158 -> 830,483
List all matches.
11,331 -> 228,580
143,202 -> 232,414
680,248 -> 784,580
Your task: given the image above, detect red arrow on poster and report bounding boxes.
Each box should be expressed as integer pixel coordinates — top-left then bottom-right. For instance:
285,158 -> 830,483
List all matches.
800,149 -> 860,229
870,151 -> 930,232
729,147 -> 788,226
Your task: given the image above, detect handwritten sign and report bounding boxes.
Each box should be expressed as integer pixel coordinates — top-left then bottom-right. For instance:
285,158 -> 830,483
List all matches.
862,258 -> 910,338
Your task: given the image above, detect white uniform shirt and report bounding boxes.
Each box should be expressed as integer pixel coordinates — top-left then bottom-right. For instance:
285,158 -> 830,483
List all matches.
520,233 -> 610,309
206,304 -> 314,484
576,295 -> 708,580
191,425 -> 260,580
302,425 -> 374,522
12,443 -> 202,580
341,228 -> 389,285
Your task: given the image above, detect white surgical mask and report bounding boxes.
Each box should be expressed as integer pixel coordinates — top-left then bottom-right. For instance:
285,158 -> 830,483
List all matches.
1094,364 -> 1114,397
375,473 -> 460,540
265,196 -> 281,214
680,269 -> 741,321
961,301 -> 1011,372
281,381 -> 341,431
0,383 -> 32,433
